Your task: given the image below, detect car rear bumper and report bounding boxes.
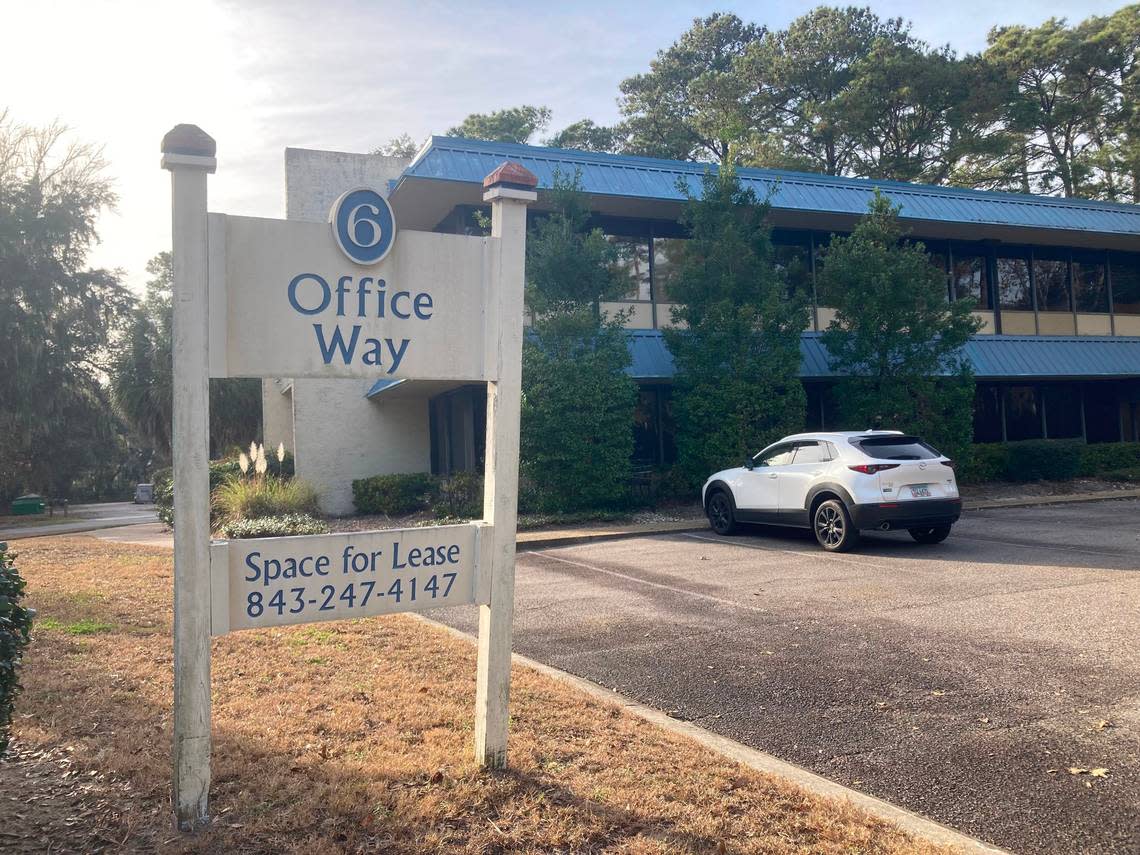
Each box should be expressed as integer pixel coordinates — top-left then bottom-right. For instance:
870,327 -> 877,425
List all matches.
851,498 -> 961,531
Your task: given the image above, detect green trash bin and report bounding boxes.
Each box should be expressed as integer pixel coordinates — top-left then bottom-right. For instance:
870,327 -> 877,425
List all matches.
10,494 -> 46,515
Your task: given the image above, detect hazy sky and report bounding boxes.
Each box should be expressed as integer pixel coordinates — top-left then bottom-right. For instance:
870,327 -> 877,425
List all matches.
2,0 -> 1123,290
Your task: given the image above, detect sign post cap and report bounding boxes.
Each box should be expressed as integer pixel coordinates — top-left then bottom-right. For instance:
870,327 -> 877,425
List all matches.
161,124 -> 216,158
482,161 -> 538,191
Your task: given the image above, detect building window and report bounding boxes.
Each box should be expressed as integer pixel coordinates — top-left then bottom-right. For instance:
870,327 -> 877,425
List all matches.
1073,253 -> 1108,313
1042,385 -> 1082,438
1033,252 -> 1071,312
651,237 -> 686,304
772,231 -> 812,302
997,254 -> 1032,310
1110,252 -> 1140,314
951,249 -> 991,309
607,235 -> 651,301
1004,386 -> 1042,440
973,385 -> 1003,442
922,241 -> 950,302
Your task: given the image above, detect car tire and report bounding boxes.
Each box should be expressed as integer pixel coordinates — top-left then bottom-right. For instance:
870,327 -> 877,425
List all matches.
908,525 -> 952,544
813,499 -> 860,552
706,490 -> 737,536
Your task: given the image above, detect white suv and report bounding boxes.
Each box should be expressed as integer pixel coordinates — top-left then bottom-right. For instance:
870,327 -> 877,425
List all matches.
702,431 -> 961,552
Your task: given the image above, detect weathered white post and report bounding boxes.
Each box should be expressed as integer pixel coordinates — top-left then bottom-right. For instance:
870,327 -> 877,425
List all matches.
161,124 -> 215,829
475,162 -> 537,767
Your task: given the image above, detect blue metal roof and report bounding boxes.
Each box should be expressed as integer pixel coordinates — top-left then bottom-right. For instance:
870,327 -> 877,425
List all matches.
632,330 -> 1140,381
399,136 -> 1140,237
365,331 -> 1140,399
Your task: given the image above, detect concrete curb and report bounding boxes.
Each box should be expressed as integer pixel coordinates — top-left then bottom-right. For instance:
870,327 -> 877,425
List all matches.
516,519 -> 706,550
413,613 -> 1008,855
963,488 -> 1140,512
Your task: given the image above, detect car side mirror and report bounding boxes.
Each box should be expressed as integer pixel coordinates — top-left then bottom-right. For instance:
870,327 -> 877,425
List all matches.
743,458 -> 755,470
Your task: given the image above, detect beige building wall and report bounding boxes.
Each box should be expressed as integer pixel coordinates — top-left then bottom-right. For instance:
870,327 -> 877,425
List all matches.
1115,314 -> 1140,336
261,379 -> 295,455
1077,314 -> 1112,335
277,147 -> 429,515
1037,312 -> 1075,335
291,379 -> 430,516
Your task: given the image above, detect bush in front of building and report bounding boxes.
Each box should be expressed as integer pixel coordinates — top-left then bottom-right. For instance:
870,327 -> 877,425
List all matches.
213,477 -> 321,528
665,166 -> 808,487
959,444 -> 1010,484
521,170 -> 637,512
431,470 -> 484,519
1102,466 -> 1140,483
1,542 -> 34,756
521,314 -> 637,512
352,473 -> 438,516
1003,439 -> 1084,482
1078,442 -> 1140,477
216,514 -> 330,539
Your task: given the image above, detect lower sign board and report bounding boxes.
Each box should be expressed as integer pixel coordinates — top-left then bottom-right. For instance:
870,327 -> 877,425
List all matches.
209,523 -> 488,635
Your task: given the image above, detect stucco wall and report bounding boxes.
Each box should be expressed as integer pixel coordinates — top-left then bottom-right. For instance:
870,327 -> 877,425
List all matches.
291,378 -> 430,515
277,147 -> 430,514
261,379 -> 294,455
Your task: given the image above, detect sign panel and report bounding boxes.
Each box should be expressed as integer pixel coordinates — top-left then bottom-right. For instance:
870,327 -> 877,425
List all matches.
208,214 -> 496,381
209,523 -> 487,635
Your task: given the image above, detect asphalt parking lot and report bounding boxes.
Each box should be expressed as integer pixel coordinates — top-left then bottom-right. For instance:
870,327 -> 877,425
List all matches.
437,499 -> 1140,855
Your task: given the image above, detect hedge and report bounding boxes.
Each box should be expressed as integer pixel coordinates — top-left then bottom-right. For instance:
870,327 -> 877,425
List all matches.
0,543 -> 34,756
961,440 -> 1140,484
352,473 -> 438,516
217,514 -> 330,539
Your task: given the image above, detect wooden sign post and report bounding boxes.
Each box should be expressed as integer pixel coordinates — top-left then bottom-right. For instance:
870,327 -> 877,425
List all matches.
161,125 -> 536,830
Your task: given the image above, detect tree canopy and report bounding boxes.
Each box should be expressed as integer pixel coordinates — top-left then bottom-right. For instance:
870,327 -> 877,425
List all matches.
447,105 -> 552,144
0,112 -> 133,499
818,192 -> 981,462
664,167 -> 808,485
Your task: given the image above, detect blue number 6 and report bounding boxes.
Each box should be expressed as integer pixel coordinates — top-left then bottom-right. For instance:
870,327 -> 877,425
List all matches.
330,187 -> 396,265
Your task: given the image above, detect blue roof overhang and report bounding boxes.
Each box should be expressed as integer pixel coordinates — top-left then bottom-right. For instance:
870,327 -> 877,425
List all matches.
364,331 -> 1140,401
389,136 -> 1140,250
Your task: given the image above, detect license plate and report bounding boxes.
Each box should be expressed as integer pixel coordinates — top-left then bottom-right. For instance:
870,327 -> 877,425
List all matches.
910,485 -> 932,498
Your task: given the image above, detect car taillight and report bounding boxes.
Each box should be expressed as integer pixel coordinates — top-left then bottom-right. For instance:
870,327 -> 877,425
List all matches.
943,459 -> 955,470
848,463 -> 900,475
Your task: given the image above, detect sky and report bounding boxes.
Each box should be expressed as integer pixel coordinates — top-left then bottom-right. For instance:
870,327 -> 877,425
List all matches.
1,0 -> 1125,291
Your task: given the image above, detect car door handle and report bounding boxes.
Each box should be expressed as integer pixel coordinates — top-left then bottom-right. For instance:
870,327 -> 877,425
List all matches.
767,473 -> 778,479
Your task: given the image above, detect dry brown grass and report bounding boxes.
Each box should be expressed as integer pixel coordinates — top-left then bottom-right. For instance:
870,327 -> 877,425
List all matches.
3,536 -> 957,854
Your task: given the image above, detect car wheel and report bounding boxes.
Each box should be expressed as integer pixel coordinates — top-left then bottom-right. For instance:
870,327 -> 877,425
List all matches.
707,490 -> 737,536
813,499 -> 859,552
909,525 -> 952,544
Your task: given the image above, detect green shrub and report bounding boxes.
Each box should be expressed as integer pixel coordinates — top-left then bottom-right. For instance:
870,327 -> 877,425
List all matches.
152,467 -> 174,526
432,470 -> 483,519
1079,442 -> 1140,476
217,514 -> 330,539
1101,466 -> 1140,483
0,543 -> 34,756
1003,439 -> 1083,482
959,443 -> 1010,484
352,473 -> 437,516
212,477 -> 321,527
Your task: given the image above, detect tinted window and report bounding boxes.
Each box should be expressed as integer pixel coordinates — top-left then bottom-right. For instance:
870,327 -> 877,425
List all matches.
852,436 -> 939,460
1033,253 -> 1070,312
606,235 -> 651,301
773,240 -> 812,302
756,444 -> 795,466
1073,253 -> 1108,313
651,237 -> 686,303
997,254 -> 1032,310
1110,252 -> 1140,314
951,246 -> 990,309
791,442 -> 830,464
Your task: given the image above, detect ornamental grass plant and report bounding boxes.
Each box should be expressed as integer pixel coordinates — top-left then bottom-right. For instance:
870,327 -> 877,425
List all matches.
210,442 -> 321,531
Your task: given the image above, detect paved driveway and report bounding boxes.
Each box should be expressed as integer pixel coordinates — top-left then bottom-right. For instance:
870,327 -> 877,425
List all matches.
437,500 -> 1140,855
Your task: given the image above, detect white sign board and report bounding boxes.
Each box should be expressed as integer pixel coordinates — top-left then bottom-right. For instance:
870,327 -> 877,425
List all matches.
207,215 -> 497,381
210,522 -> 488,634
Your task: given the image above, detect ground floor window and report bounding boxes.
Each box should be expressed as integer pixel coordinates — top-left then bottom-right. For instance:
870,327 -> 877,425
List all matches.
632,384 -> 676,466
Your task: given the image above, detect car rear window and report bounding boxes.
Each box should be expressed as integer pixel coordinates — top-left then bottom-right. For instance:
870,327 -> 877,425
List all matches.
851,436 -> 940,460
